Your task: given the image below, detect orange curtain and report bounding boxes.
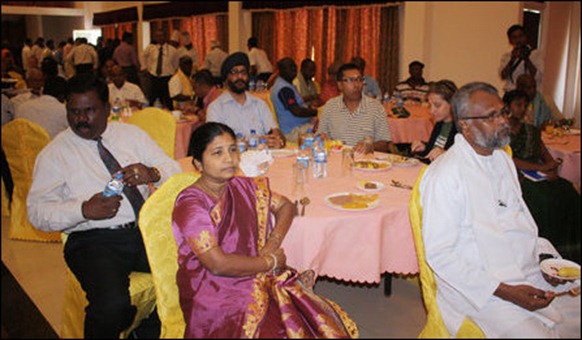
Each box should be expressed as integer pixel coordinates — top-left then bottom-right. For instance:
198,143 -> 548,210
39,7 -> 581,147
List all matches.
251,4 -> 399,94
150,14 -> 228,66
101,23 -> 134,41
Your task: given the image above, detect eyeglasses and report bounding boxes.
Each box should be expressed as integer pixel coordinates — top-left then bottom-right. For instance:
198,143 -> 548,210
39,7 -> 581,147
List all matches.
461,106 -> 510,122
229,68 -> 248,76
341,77 -> 365,84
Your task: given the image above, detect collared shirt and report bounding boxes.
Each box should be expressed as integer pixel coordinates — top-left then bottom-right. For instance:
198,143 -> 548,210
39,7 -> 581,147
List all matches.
143,43 -> 179,77
393,79 -> 429,103
112,41 -> 140,69
248,47 -> 273,74
498,47 -> 543,92
270,76 -> 311,135
27,122 -> 182,234
108,82 -> 148,107
318,94 -> 392,146
65,43 -> 98,69
14,95 -> 68,139
203,47 -> 228,77
206,91 -> 277,138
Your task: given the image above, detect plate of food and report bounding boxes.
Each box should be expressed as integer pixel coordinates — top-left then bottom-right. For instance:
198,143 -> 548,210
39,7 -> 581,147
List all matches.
540,258 -> 581,280
328,140 -> 344,153
270,149 -> 295,158
353,160 -> 392,172
324,192 -> 380,211
377,154 -> 420,167
356,180 -> 385,192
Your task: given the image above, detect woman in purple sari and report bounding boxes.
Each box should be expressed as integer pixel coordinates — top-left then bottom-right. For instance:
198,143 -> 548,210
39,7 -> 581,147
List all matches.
172,122 -> 358,338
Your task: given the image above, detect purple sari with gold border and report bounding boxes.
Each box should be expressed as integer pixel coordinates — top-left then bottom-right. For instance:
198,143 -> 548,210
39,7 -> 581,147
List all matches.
172,176 -> 358,338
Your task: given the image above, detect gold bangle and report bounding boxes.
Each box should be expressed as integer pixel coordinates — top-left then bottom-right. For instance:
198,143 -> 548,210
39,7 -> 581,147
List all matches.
150,167 -> 161,183
270,233 -> 283,243
262,255 -> 273,271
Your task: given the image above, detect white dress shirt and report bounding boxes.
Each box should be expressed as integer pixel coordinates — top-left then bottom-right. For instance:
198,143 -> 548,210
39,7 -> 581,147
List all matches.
206,91 -> 277,138
248,47 -> 273,74
420,134 -> 579,337
27,122 -> 182,233
108,82 -> 148,107
65,43 -> 99,69
14,95 -> 68,139
177,46 -> 200,68
143,43 -> 178,77
203,47 -> 228,77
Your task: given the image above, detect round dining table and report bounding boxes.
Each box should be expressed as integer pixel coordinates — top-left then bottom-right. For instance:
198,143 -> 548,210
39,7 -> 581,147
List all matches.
384,103 -> 434,144
179,148 -> 421,284
541,130 -> 581,188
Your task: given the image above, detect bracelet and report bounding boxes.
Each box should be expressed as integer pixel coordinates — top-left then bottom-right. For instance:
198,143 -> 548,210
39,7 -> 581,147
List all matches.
269,253 -> 278,272
270,233 -> 283,243
149,167 -> 161,183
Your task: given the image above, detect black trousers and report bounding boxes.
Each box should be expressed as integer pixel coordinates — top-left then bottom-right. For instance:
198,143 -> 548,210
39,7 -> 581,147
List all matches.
122,66 -> 140,87
148,74 -> 172,110
64,228 -> 155,338
75,63 -> 94,76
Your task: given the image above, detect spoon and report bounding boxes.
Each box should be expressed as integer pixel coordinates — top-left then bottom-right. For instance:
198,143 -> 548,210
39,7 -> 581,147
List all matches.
300,197 -> 311,216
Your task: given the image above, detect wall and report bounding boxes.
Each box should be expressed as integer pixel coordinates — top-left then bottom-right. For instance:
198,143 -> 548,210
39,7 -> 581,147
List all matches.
402,2 -> 521,91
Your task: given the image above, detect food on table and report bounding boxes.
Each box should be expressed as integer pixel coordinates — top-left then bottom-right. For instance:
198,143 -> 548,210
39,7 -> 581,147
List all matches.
557,267 -> 580,278
354,161 -> 389,169
329,140 -> 344,152
328,193 -> 379,209
364,182 -> 378,189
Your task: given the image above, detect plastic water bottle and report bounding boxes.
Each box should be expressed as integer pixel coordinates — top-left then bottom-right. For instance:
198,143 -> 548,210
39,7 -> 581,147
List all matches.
111,97 -> 121,121
396,94 -> 404,108
236,133 -> 247,153
303,128 -> 315,150
248,129 -> 259,150
312,135 -> 322,158
258,137 -> 268,152
103,173 -> 124,197
296,145 -> 310,169
312,141 -> 328,179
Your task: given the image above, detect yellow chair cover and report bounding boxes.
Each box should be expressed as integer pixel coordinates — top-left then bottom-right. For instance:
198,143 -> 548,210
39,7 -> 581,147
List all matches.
1,178 -> 9,217
1,118 -> 61,242
127,108 -> 177,159
60,234 -> 157,339
138,172 -> 199,338
409,166 -> 485,338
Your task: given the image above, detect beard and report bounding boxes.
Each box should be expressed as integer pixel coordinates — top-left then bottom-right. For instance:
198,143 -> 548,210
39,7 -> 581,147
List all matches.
227,79 -> 248,94
471,123 -> 511,150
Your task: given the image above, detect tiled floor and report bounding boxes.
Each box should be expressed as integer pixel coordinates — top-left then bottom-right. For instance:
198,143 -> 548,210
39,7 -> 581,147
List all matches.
1,215 -> 426,338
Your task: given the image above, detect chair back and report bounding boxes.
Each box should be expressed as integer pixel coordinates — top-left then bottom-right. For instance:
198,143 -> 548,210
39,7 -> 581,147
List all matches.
265,94 -> 279,128
138,172 -> 200,338
1,118 -> 61,242
127,108 -> 177,159
409,166 -> 484,338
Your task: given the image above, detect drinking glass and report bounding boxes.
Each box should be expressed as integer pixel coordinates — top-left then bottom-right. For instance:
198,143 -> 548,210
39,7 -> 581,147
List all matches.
341,148 -> 354,177
292,162 -> 308,198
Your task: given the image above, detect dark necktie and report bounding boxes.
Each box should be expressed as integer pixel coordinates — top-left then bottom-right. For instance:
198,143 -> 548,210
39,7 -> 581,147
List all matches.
156,45 -> 163,76
97,138 -> 145,219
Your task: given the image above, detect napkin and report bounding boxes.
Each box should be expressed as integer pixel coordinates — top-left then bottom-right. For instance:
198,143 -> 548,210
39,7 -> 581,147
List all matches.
239,150 -> 274,177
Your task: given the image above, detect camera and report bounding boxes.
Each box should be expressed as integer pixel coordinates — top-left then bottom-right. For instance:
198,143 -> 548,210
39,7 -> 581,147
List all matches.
519,45 -> 532,58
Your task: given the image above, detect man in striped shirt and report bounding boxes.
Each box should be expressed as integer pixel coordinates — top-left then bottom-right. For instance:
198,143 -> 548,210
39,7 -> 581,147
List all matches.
318,63 -> 397,154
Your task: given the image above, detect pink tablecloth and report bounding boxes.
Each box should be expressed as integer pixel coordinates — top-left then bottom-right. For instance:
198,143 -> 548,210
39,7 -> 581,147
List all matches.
384,104 -> 434,144
179,150 -> 421,283
542,132 -> 581,186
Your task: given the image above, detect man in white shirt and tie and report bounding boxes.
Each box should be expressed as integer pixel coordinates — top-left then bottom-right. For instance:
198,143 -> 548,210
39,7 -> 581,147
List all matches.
143,29 -> 178,109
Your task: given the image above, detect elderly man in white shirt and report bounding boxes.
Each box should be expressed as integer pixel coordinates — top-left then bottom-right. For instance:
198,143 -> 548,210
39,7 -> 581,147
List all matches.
108,65 -> 147,110
15,75 -> 68,139
420,82 -> 580,338
10,68 -> 44,109
203,40 -> 228,85
143,29 -> 178,109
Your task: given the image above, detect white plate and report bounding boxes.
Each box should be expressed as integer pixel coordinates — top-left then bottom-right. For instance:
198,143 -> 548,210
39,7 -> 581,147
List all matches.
353,160 -> 392,172
270,149 -> 295,158
540,258 -> 581,280
565,128 -> 580,136
356,180 -> 385,192
324,192 -> 380,212
378,154 -> 421,167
